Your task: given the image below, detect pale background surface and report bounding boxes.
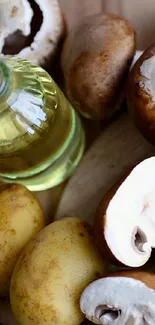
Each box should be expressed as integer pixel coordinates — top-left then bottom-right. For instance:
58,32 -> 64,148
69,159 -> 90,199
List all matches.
60,0 -> 155,49
1,0 -> 155,324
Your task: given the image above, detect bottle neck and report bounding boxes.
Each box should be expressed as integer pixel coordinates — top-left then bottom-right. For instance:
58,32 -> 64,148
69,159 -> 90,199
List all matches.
0,59 -> 12,98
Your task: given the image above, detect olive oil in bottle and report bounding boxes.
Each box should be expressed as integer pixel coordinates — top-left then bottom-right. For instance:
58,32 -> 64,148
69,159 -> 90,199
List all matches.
0,57 -> 85,191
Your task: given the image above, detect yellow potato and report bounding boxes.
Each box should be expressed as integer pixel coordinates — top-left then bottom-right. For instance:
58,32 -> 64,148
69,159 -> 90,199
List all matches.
0,184 -> 44,296
10,217 -> 106,325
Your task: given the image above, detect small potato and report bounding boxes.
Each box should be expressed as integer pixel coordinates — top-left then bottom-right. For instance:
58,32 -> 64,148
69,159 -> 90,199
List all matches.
0,184 -> 44,296
10,217 -> 106,325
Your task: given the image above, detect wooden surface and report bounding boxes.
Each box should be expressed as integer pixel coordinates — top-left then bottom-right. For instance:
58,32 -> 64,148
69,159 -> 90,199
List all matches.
2,1 -> 155,325
56,113 -> 155,225
59,0 -> 102,29
56,0 -> 155,53
59,0 -> 155,49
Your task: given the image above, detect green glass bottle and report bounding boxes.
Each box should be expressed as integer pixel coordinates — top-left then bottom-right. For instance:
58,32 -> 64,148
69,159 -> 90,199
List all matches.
0,57 -> 85,191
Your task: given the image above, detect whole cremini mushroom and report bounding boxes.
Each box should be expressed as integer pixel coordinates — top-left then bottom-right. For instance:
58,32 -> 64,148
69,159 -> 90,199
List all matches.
0,0 -> 65,67
94,157 -> 155,268
80,271 -> 155,325
127,44 -> 155,145
61,13 -> 136,120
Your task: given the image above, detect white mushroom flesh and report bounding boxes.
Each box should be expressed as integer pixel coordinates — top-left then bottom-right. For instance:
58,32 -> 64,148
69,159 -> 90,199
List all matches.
0,0 -> 64,66
19,0 -> 64,65
80,277 -> 155,325
0,0 -> 33,51
105,157 -> 155,267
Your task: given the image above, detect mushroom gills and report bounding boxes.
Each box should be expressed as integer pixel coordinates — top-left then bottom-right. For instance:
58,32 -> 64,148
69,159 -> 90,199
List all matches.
133,227 -> 149,253
104,157 -> 155,267
80,277 -> 155,325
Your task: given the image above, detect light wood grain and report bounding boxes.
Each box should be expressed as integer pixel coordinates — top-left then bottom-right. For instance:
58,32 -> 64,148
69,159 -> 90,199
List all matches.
59,0 -> 103,29
56,114 -> 155,225
99,0 -> 155,50
60,0 -> 155,50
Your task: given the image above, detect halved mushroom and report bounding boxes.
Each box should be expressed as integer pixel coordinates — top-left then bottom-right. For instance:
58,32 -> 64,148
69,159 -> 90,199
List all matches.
80,271 -> 155,325
94,157 -> 155,267
0,0 -> 65,66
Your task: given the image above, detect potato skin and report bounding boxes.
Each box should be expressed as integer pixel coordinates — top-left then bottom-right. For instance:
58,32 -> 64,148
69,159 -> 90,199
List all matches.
61,13 -> 136,120
10,217 -> 106,325
0,184 -> 44,296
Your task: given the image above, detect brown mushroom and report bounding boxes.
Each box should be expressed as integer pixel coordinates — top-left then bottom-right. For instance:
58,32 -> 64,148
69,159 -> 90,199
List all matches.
61,12 -> 136,120
80,270 -> 155,325
127,44 -> 155,145
94,157 -> 155,268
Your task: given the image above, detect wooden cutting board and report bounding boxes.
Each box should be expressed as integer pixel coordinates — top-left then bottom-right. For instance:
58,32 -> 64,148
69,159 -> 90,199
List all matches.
34,112 -> 155,228
59,0 -> 155,50
34,113 -> 155,225
55,113 -> 155,225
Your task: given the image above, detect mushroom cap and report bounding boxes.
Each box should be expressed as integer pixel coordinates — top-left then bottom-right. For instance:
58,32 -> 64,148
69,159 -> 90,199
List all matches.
80,271 -> 155,325
94,157 -> 155,267
127,44 -> 155,145
0,0 -> 65,66
61,12 -> 136,120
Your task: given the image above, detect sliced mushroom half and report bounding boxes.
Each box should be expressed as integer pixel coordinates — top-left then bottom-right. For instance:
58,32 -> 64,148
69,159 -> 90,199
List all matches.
94,157 -> 155,267
80,272 -> 155,325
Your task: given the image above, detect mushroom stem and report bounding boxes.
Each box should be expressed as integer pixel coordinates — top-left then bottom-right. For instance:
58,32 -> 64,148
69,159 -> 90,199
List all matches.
99,307 -> 143,325
133,228 -> 150,254
95,306 -> 120,325
137,242 -> 151,253
100,311 -> 119,325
